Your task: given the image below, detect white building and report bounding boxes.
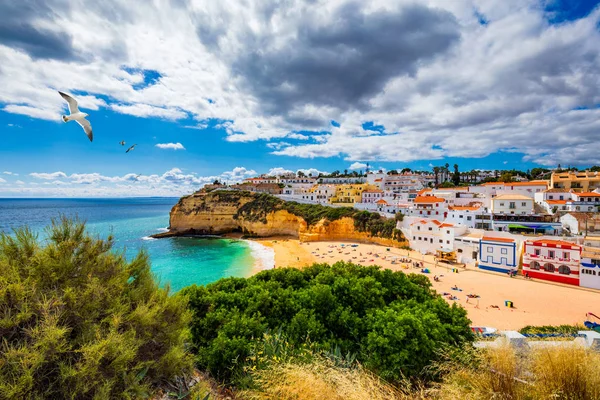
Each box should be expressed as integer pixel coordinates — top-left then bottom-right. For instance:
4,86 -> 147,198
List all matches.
405,196 -> 448,219
446,204 -> 485,228
496,181 -> 548,197
560,213 -> 600,236
361,190 -> 384,203
478,236 -> 519,274
491,194 -> 534,215
319,176 -> 366,184
581,237 -> 600,290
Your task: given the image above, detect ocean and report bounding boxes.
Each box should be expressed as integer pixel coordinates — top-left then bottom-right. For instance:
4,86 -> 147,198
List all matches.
0,198 -> 274,291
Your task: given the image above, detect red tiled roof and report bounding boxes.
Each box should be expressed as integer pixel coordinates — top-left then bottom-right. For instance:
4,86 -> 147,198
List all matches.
574,192 -> 600,197
414,196 -> 444,204
546,200 -> 567,204
439,223 -> 454,228
505,181 -> 548,187
449,205 -> 481,211
529,239 -> 580,249
482,236 -> 515,243
376,199 -> 388,204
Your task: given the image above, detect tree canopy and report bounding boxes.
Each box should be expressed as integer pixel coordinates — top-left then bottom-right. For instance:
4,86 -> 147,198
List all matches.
0,218 -> 192,399
182,262 -> 472,383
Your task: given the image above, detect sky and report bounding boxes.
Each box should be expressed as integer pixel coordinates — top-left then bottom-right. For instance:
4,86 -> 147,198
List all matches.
1,0 -> 600,197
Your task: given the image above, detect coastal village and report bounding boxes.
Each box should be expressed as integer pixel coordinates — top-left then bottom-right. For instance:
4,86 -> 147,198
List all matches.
207,168 -> 600,291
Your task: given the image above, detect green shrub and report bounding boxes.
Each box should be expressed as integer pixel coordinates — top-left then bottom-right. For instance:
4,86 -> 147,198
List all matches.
519,325 -> 586,335
182,262 -> 472,385
0,218 -> 193,399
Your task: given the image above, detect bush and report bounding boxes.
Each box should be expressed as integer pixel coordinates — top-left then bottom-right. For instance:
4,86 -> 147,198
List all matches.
182,262 -> 472,385
0,218 -> 193,399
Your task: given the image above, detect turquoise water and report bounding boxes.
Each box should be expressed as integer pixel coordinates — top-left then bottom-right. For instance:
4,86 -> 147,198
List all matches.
0,198 -> 263,291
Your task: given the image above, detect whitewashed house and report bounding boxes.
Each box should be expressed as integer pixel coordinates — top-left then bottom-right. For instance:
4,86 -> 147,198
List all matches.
491,194 -> 534,215
478,236 -> 518,274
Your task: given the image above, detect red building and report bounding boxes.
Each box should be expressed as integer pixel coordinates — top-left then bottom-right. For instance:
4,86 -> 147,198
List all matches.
522,239 -> 581,285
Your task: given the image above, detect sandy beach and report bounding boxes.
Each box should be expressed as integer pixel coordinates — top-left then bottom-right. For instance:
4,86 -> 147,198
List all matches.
253,237 -> 600,330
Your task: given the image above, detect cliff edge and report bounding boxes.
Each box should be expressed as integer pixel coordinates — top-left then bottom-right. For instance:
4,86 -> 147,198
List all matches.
154,190 -> 407,247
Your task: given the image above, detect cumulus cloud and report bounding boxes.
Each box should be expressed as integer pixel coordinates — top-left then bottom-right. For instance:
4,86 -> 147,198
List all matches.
0,177 -> 6,183
30,171 -> 68,180
267,167 -> 293,176
3,171 -> 17,175
155,142 -> 186,150
1,0 -> 600,165
349,162 -> 368,170
298,168 -> 328,176
3,166 -> 260,197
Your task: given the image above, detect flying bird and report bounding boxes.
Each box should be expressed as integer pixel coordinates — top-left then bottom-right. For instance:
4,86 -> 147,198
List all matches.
58,91 -> 93,142
119,141 -> 126,146
126,144 -> 137,153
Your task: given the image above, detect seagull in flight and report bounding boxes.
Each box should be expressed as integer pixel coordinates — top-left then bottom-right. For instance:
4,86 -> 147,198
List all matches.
119,140 -> 126,146
126,144 -> 137,153
58,91 -> 93,142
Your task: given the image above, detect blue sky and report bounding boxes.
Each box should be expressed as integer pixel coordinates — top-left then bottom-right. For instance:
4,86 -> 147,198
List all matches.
1,0 -> 600,196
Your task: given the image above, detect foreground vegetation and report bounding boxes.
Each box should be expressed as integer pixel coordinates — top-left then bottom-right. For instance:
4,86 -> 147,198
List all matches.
182,262 -> 473,385
0,218 -> 192,399
3,219 -> 599,399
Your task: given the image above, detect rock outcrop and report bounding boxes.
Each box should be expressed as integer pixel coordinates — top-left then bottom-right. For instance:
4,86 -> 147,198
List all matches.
154,191 -> 407,247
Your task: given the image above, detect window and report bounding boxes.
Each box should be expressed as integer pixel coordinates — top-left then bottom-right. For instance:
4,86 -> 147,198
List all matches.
521,202 -> 527,206
549,250 -> 555,258
499,202 -> 505,206
558,265 -> 571,275
563,252 -> 570,260
501,248 -> 507,254
544,263 -> 555,273
559,195 -> 564,200
447,240 -> 450,244
487,246 -> 493,253
535,249 -> 540,256
439,239 -> 443,243
459,215 -> 463,218
428,227 -> 432,231
467,216 -> 472,221
530,261 -> 540,270
509,202 -> 516,209
417,226 -> 420,230
413,236 -> 415,240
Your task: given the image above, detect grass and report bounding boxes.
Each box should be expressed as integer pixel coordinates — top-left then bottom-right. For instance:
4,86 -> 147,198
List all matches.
433,345 -> 600,400
241,358 -> 422,400
239,345 -> 600,400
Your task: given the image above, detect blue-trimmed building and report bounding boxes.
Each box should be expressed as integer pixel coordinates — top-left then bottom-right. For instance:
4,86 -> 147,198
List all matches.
478,236 -> 518,274
581,237 -> 600,290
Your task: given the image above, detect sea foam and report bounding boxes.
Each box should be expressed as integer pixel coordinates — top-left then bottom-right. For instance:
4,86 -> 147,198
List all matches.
245,240 -> 275,270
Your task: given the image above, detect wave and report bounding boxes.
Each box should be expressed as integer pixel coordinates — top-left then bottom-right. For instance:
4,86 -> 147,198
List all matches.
156,227 -> 169,233
245,240 -> 275,271
141,236 -> 157,241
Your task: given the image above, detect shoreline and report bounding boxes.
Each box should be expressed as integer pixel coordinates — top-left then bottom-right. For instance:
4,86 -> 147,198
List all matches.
150,231 -> 599,330
248,237 -> 600,330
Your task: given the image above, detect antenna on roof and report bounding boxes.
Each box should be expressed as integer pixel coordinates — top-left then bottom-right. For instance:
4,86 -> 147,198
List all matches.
366,163 -> 370,174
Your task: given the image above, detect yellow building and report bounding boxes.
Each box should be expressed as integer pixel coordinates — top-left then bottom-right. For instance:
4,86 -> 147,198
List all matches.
550,171 -> 600,192
329,184 -> 378,204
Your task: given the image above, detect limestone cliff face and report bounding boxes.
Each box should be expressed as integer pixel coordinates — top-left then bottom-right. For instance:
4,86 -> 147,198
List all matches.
160,191 -> 406,247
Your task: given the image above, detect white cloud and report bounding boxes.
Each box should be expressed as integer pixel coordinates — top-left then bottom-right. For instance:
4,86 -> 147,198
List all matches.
297,168 -> 327,176
15,180 -> 25,185
267,167 -> 293,176
110,104 -> 187,120
155,142 -> 186,150
3,171 -> 17,175
0,1 -> 600,166
0,177 -> 6,183
349,162 -> 368,171
30,171 -> 68,180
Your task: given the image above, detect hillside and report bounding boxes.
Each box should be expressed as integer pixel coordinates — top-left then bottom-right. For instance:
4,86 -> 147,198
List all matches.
154,190 -> 406,246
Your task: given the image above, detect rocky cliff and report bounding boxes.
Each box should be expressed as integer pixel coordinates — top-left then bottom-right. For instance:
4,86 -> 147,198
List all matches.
154,190 -> 407,247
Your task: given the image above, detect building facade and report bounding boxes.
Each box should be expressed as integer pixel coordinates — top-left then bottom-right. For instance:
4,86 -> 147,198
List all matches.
522,239 -> 581,285
478,236 -> 518,273
491,194 -> 534,214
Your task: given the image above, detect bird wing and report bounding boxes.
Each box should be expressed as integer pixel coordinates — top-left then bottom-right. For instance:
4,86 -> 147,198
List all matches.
126,144 -> 137,153
75,117 -> 93,142
58,91 -> 80,114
